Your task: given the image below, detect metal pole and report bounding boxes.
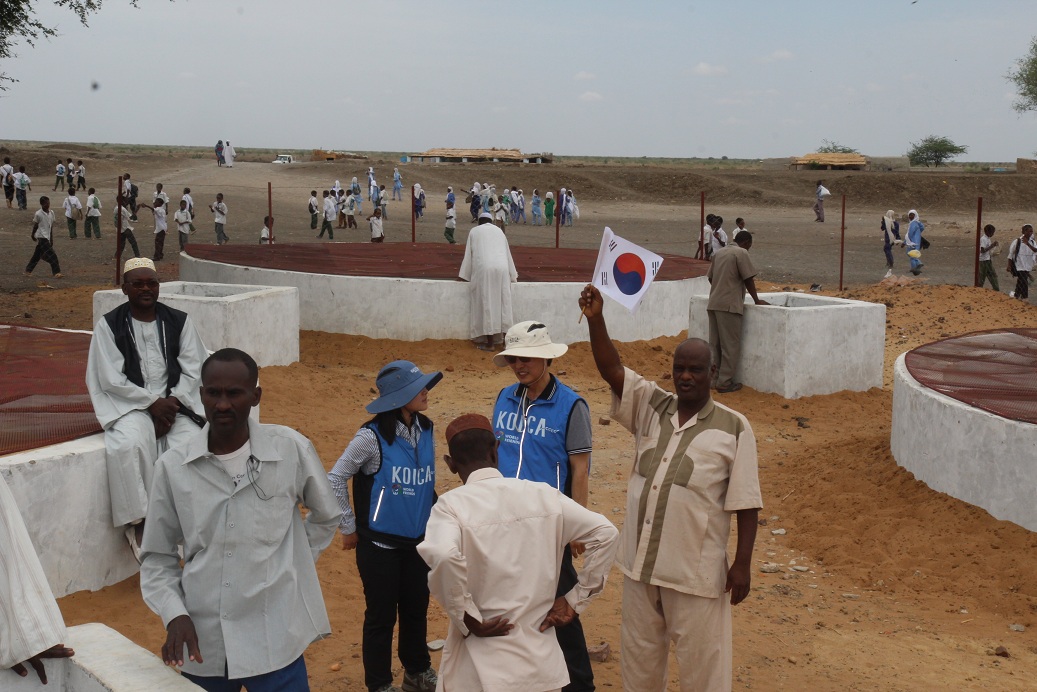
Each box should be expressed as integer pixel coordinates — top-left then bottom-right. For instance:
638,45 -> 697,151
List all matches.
114,175 -> 123,286
555,188 -> 561,249
839,194 -> 846,291
973,196 -> 983,287
267,182 -> 274,243
411,184 -> 416,243
698,191 -> 705,259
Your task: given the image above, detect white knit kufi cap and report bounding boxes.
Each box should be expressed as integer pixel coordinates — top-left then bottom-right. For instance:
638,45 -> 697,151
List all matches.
124,257 -> 156,273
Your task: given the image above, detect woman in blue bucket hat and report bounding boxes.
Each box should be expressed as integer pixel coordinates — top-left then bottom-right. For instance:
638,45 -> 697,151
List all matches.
328,360 -> 442,692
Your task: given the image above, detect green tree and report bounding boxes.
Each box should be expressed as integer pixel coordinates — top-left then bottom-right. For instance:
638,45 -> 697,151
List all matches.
906,135 -> 968,167
1006,36 -> 1037,113
1,1 -> 140,88
816,139 -> 859,154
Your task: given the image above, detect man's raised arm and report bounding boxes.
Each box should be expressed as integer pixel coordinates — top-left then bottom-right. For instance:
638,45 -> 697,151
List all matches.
579,284 -> 625,397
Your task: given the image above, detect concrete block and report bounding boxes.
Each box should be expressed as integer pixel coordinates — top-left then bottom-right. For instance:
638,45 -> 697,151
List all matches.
1,435 -> 139,597
180,253 -> 709,343
891,354 -> 1037,531
5,623 -> 197,691
93,282 -> 299,366
688,292 -> 885,398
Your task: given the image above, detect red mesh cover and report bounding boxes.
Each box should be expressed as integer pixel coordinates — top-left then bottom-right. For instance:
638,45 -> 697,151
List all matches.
185,243 -> 708,282
904,329 -> 1037,425
0,325 -> 101,456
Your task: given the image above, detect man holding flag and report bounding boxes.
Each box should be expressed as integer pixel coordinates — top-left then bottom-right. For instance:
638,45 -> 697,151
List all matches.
578,283 -> 762,691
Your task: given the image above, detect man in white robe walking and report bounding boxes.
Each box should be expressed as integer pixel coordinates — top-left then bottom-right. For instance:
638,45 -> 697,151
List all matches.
459,212 -> 518,351
223,141 -> 236,168
87,258 -> 207,560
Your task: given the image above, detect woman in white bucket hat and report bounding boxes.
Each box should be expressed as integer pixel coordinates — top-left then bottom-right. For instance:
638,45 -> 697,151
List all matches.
490,320 -> 597,689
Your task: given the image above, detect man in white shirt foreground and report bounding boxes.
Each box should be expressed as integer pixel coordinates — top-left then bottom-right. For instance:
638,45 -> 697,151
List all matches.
418,414 -> 618,692
141,348 -> 341,690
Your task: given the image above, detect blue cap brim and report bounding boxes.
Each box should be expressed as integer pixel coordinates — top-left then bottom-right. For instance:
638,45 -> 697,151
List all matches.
365,371 -> 443,414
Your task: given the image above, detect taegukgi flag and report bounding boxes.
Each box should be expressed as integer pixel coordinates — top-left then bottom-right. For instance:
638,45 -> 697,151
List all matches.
591,227 -> 664,313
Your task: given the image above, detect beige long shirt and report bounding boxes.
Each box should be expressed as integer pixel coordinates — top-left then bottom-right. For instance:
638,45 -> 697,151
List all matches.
611,368 -> 762,598
418,468 -> 618,692
140,420 -> 341,678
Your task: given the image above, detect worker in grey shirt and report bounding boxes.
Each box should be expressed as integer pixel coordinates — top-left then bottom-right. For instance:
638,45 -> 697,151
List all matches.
140,348 -> 341,689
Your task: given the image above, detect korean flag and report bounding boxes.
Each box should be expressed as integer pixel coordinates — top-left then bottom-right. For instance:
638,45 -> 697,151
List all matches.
591,227 -> 664,313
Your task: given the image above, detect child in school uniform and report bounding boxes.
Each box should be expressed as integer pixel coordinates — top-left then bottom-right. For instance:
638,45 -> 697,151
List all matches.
444,201 -> 457,244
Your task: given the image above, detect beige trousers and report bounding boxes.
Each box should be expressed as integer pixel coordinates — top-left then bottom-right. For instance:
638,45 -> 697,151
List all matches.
707,310 -> 743,389
621,577 -> 732,691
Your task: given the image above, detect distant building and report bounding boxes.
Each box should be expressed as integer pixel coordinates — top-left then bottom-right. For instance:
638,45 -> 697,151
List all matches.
790,152 -> 869,171
408,148 -> 553,164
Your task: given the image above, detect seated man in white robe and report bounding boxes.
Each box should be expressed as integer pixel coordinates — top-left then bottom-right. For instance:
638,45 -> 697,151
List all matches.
1,478 -> 74,685
458,212 -> 518,351
87,258 -> 207,560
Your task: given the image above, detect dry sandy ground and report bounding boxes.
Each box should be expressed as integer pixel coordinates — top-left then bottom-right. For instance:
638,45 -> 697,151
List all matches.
2,145 -> 1037,690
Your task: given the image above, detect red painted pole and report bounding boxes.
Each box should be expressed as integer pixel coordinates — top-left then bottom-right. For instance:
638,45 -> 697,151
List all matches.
555,188 -> 561,249
114,175 -> 123,285
697,191 -> 705,259
267,182 -> 274,243
839,194 -> 846,291
973,196 -> 983,287
411,184 -> 416,243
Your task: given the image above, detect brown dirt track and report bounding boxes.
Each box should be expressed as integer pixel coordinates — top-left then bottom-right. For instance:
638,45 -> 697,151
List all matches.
2,143 -> 1037,690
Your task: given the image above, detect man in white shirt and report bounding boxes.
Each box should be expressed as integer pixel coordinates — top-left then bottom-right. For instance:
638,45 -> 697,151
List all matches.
978,224 -> 999,291
173,199 -> 193,251
709,215 -> 728,258
140,348 -> 340,688
137,199 -> 169,261
418,414 -> 618,692
319,190 -> 335,239
25,196 -> 62,278
1008,223 -> 1037,301
13,166 -> 31,210
85,187 -> 103,239
62,188 -> 83,239
181,187 -> 195,217
308,190 -> 319,230
87,258 -> 207,556
2,157 -> 15,208
210,193 -> 229,245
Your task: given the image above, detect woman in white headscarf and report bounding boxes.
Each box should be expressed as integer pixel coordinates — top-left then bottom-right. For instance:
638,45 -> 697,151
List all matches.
468,183 -> 482,222
368,167 -> 376,201
393,167 -> 403,200
413,183 -> 425,221
904,209 -> 925,275
881,210 -> 901,277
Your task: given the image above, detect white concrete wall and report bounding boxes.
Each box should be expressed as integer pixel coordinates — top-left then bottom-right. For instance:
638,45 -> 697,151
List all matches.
1,435 -> 139,597
891,355 -> 1037,532
6,623 -> 197,691
93,282 -> 299,366
688,292 -> 885,398
180,254 -> 710,344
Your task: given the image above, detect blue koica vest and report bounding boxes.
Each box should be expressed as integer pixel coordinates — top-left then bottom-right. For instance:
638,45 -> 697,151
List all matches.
493,376 -> 585,495
352,421 -> 436,547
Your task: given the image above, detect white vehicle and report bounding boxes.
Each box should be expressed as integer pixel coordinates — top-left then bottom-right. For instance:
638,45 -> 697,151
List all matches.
272,154 -> 294,164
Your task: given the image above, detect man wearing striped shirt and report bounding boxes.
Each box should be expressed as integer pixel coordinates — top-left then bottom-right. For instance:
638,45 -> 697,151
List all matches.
580,284 -> 762,692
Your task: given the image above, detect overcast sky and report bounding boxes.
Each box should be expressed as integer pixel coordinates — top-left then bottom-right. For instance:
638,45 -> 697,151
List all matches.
3,0 -> 1037,161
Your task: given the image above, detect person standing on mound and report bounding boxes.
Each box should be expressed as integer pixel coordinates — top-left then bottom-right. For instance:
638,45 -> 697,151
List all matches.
813,180 -> 828,222
706,230 -> 767,394
459,212 -> 518,351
